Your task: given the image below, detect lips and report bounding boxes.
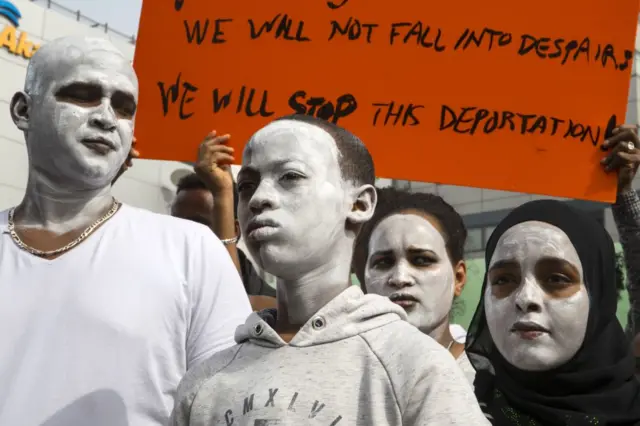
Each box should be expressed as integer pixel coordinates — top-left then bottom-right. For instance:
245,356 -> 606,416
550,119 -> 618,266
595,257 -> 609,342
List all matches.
389,293 -> 419,308
389,293 -> 418,303
511,321 -> 549,333
82,137 -> 116,152
245,218 -> 280,240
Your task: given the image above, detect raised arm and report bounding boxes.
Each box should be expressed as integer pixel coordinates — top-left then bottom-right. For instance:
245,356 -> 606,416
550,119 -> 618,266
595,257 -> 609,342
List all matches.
602,125 -> 640,336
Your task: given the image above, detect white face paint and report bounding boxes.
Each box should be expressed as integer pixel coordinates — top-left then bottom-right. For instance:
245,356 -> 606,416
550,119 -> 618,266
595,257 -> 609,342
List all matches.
23,37 -> 138,188
365,213 -> 455,336
237,120 -> 352,280
484,221 -> 589,371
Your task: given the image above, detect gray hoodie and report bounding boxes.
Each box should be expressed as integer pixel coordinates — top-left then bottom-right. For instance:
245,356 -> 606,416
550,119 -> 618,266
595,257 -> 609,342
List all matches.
171,286 -> 489,425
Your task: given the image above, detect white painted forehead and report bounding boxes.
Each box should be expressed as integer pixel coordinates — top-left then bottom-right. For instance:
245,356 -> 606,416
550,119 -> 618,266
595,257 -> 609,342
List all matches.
370,213 -> 447,252
490,220 -> 582,272
246,119 -> 339,157
25,36 -> 132,94
374,213 -> 442,240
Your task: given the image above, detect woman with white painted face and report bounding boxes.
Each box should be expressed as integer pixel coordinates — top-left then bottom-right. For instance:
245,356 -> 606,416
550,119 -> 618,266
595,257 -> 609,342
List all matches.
353,188 -> 475,382
466,200 -> 640,425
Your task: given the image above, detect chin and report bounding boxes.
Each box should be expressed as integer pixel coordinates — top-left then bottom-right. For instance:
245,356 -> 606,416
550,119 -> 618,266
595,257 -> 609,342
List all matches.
255,245 -> 314,280
507,345 -> 566,372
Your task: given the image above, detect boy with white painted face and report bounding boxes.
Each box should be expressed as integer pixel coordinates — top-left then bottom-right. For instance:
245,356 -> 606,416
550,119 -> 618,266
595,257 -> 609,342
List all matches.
171,115 -> 488,425
353,188 -> 475,383
0,36 -> 251,426
466,200 -> 640,425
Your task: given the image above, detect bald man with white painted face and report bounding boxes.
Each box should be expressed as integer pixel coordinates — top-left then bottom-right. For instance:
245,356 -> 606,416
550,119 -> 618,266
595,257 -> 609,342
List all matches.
0,36 -> 251,426
171,115 -> 488,426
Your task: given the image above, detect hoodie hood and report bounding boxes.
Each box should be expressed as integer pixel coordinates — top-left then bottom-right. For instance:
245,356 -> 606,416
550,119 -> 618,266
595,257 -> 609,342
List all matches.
235,286 -> 407,348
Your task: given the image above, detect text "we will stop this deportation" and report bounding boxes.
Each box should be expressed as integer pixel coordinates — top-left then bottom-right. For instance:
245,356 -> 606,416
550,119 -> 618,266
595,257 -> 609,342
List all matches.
162,0 -> 630,146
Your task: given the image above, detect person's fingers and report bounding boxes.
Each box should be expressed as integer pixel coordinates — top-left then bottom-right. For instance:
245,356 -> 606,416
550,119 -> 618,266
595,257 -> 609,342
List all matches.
602,134 -> 637,165
602,128 -> 639,150
131,148 -> 141,158
204,130 -> 217,141
203,134 -> 231,147
199,142 -> 234,161
604,149 -> 640,172
601,152 -> 614,167
209,153 -> 235,165
206,145 -> 235,155
617,151 -> 640,165
605,155 -> 625,172
602,142 -> 627,168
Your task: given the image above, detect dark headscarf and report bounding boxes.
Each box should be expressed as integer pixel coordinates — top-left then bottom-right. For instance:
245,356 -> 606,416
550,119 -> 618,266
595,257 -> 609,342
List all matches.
466,200 -> 640,425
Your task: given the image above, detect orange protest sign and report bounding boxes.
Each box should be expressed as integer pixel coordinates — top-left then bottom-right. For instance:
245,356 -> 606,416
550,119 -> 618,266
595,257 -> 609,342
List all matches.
133,0 -> 639,202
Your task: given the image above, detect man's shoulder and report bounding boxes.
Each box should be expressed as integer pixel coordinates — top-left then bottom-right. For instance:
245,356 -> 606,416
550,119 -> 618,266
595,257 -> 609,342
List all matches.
362,320 -> 455,366
361,321 -> 474,410
0,208 -> 10,231
176,344 -> 244,400
120,204 -> 214,239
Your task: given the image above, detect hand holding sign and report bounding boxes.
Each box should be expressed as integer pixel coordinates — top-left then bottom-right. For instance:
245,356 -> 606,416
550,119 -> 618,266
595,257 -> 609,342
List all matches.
601,125 -> 640,194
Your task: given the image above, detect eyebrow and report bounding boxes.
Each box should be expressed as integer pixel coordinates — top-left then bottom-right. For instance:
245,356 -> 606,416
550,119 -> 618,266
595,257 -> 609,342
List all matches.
237,167 -> 258,181
407,246 -> 437,254
489,259 -> 520,271
55,81 -> 136,99
370,248 -> 437,257
55,81 -> 100,93
536,256 -> 581,275
238,160 -> 307,179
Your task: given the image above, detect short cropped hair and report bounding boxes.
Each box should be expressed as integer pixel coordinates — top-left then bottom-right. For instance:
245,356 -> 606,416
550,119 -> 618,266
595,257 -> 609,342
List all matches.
25,36 -> 125,97
275,114 -> 375,187
353,187 -> 468,287
176,172 -> 238,218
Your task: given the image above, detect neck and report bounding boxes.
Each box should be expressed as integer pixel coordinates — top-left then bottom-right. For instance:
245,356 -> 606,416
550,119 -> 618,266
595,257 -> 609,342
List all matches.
429,318 -> 454,348
275,241 -> 353,332
16,170 -> 114,234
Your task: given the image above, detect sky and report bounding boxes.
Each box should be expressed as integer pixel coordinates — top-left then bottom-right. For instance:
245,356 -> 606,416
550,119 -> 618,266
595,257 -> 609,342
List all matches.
54,0 -> 142,38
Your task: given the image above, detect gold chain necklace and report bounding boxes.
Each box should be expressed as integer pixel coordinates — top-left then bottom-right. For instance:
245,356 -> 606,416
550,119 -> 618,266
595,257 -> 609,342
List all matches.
7,199 -> 121,258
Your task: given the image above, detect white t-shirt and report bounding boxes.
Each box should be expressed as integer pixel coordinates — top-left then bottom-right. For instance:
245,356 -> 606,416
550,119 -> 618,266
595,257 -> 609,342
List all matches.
450,323 -> 467,343
0,204 -> 252,426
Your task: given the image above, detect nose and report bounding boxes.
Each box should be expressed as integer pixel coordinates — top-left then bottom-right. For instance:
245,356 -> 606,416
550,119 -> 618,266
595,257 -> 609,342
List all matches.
248,181 -> 278,215
387,261 -> 414,289
514,276 -> 543,314
88,99 -> 117,131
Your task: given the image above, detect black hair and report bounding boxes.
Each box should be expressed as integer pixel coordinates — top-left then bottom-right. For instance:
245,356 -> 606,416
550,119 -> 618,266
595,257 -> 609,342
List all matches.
175,172 -> 239,218
274,114 -> 375,187
353,187 -> 468,291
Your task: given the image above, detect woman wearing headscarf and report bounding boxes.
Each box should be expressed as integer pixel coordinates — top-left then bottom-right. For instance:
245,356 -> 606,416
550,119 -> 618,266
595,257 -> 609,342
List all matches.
466,199 -> 640,425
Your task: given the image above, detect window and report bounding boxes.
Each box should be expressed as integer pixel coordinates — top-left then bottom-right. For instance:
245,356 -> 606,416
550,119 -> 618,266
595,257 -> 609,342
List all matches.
484,226 -> 496,245
464,226 -> 497,258
465,228 -> 484,253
